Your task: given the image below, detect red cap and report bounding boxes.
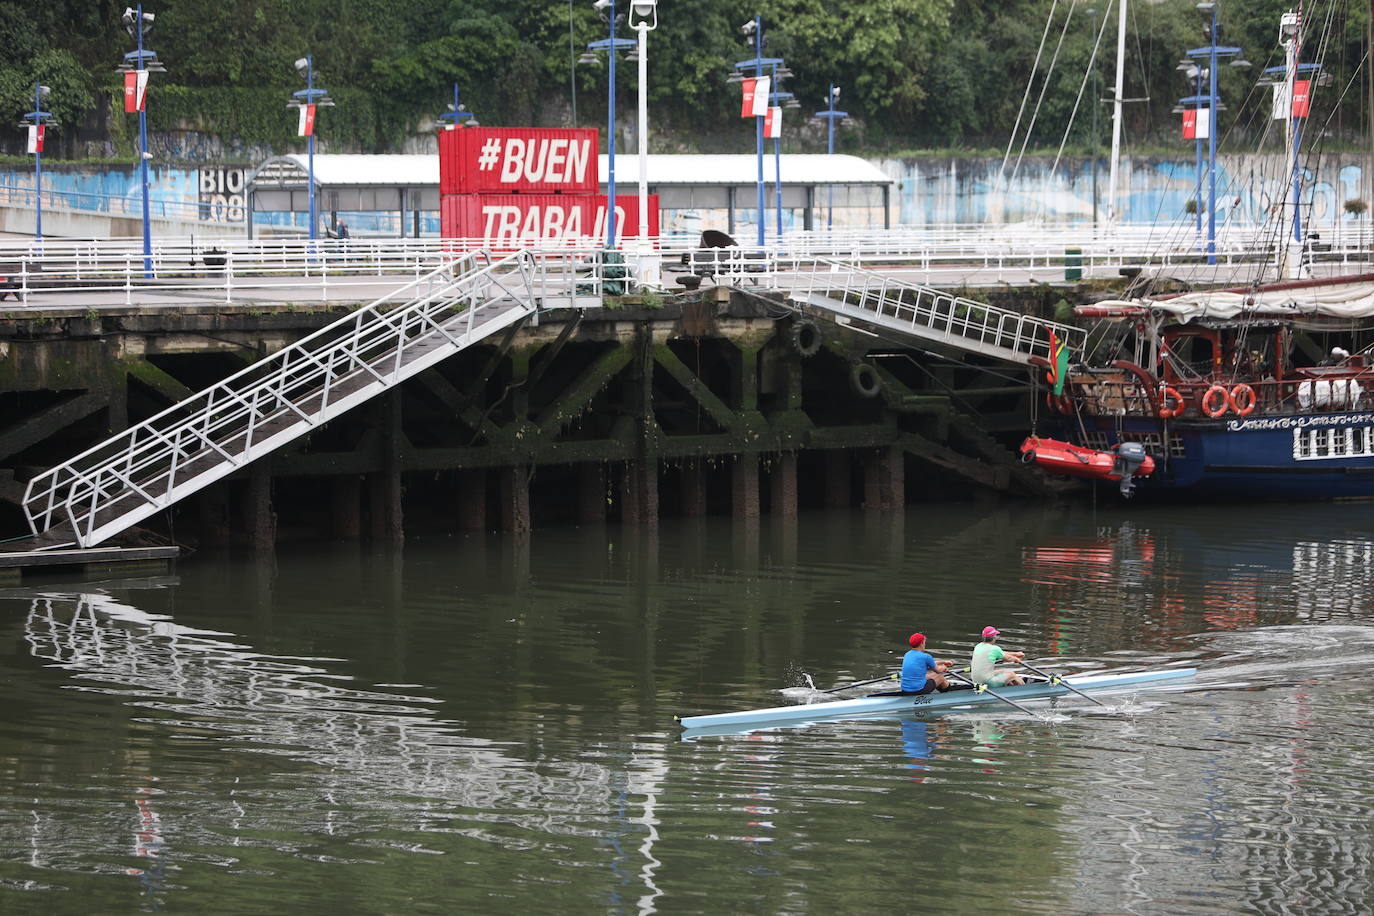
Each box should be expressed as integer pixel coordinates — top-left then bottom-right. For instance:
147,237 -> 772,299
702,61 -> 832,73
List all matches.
982,626 -> 1000,639
909,632 -> 926,648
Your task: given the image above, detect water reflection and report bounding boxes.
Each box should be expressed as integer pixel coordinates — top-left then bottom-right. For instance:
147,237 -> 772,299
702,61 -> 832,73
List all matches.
8,586 -> 668,912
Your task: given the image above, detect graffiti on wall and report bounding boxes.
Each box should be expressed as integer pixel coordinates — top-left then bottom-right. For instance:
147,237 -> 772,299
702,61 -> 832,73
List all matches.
198,167 -> 246,223
883,153 -> 1371,230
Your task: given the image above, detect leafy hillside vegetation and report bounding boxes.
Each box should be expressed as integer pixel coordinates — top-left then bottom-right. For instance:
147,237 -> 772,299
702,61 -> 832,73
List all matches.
0,0 -> 1368,158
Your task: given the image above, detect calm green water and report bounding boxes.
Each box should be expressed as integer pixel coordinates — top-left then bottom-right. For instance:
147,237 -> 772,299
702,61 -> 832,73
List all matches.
3,503 -> 1374,914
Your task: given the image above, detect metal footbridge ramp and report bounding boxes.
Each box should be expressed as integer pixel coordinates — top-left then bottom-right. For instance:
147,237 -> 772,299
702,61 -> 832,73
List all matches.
780,256 -> 1085,365
23,249 -> 584,548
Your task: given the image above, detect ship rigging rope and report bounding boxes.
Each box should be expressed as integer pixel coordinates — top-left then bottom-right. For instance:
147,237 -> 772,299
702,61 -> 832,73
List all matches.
1043,1 -> 1114,190
1000,0 -> 1063,186
1008,0 -> 1080,189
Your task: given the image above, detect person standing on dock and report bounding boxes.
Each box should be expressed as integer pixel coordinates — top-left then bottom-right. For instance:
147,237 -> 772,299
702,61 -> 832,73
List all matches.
971,626 -> 1025,687
901,633 -> 952,694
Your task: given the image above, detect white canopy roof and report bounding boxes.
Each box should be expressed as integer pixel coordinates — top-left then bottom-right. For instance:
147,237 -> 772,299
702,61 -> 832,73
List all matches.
254,152 -> 892,189
1095,277 -> 1374,323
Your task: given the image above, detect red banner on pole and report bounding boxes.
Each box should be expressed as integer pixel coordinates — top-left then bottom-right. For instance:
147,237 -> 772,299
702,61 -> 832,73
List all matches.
740,77 -> 770,118
123,70 -> 149,113
1292,79 -> 1311,118
1182,108 -> 1209,140
26,124 -> 45,154
297,104 -> 317,137
764,106 -> 782,139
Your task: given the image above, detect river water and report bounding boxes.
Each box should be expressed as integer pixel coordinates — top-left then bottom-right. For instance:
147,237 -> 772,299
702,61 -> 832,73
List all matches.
3,502 -> 1374,914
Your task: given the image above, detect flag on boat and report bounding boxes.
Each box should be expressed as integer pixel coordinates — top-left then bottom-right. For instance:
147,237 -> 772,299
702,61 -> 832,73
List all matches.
26,124 -> 44,155
1047,331 -> 1069,395
297,104 -> 317,137
740,77 -> 770,118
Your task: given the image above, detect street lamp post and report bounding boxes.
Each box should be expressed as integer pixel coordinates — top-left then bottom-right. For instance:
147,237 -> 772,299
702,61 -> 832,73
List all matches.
1186,2 -> 1244,265
117,4 -> 164,278
737,17 -> 783,246
21,83 -> 53,250
438,83 -> 479,128
1177,61 -> 1206,242
587,0 -> 636,248
767,67 -> 795,238
813,84 -> 848,231
289,56 -> 334,241
629,0 -> 659,285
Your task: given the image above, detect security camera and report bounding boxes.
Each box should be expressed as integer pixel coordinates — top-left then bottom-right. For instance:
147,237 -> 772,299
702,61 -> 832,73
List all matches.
294,58 -> 310,75
593,0 -> 611,10
740,20 -> 756,35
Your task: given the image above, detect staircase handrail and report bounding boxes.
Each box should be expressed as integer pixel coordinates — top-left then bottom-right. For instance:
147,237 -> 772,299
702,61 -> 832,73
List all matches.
23,248 -> 541,541
782,255 -> 1086,363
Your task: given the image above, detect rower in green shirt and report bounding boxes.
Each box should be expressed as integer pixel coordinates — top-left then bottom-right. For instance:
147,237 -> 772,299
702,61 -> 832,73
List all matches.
971,626 -> 1025,687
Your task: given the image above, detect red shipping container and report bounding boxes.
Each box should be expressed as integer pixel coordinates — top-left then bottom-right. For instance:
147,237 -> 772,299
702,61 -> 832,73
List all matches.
441,194 -> 659,245
438,127 -> 600,195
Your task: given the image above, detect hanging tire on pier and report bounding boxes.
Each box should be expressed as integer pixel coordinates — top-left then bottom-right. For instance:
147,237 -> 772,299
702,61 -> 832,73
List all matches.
1202,384 -> 1230,418
1228,383 -> 1256,416
789,319 -> 822,357
849,363 -> 882,398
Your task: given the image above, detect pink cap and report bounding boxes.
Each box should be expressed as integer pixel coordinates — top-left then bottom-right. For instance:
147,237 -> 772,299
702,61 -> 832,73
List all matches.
982,626 -> 1000,639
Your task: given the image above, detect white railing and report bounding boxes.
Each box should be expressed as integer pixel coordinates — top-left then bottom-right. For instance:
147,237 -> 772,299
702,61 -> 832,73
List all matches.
22,248 -> 602,547
0,239 -> 618,306
778,255 -> 1086,365
1,225 -> 1369,308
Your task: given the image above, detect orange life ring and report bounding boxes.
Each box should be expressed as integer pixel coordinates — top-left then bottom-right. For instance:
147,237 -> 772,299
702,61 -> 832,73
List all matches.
1201,384 -> 1230,418
1158,386 -> 1184,419
1228,383 -> 1256,417
1045,391 -> 1075,414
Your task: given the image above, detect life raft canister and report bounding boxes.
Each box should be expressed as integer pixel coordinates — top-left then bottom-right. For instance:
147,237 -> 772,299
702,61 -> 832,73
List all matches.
1201,384 -> 1230,418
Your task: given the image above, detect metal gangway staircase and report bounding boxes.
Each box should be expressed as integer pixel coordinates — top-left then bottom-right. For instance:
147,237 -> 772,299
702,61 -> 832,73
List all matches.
22,249 -> 595,548
779,256 -> 1085,365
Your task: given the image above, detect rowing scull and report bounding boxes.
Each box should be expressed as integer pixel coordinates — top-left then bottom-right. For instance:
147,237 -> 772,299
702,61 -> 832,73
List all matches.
679,667 -> 1196,733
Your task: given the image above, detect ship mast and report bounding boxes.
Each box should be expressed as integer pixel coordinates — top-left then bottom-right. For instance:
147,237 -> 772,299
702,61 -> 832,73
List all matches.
1106,0 -> 1128,226
1279,8 -> 1306,279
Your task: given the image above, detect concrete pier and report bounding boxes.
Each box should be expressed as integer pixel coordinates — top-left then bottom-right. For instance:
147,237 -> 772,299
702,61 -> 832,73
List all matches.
0,288 -> 1052,553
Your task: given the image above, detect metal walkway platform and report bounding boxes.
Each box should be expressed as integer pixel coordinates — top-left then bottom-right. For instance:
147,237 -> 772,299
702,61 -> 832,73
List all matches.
779,256 -> 1085,365
21,249 -> 595,548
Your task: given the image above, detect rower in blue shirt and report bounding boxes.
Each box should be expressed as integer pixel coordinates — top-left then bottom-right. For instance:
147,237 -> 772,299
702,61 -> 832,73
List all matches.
900,633 -> 952,694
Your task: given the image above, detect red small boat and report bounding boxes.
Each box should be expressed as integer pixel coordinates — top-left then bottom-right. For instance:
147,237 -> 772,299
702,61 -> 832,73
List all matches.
1019,436 -> 1156,496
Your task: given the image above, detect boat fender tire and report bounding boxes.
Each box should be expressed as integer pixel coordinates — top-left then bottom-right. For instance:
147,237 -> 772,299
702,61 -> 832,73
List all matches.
1045,391 -> 1075,414
1158,386 -> 1184,419
849,363 -> 882,398
1202,384 -> 1230,418
789,319 -> 822,357
1229,383 -> 1256,416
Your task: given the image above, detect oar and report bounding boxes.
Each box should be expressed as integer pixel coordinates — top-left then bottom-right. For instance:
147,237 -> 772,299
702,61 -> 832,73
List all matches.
822,673 -> 897,694
945,670 -> 1047,720
1017,659 -> 1106,707
824,665 -> 973,694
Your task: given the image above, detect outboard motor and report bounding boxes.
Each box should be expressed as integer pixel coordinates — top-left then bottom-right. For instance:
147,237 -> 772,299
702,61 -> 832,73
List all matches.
1113,442 -> 1149,498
